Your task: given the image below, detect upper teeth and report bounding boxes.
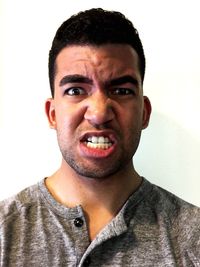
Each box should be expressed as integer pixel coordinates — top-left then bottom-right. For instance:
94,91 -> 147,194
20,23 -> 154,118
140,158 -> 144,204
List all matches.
87,136 -> 111,144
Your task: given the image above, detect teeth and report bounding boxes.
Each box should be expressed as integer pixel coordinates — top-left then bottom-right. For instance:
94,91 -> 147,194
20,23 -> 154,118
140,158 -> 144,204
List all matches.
86,142 -> 112,149
88,136 -> 111,144
91,136 -> 98,143
85,136 -> 113,149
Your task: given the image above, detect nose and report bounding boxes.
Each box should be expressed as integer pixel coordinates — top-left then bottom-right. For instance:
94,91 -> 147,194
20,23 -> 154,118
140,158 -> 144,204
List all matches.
84,91 -> 115,126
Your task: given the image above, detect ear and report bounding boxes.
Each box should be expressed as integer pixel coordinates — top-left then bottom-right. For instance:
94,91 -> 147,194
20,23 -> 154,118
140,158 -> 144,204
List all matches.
142,96 -> 152,129
45,98 -> 57,129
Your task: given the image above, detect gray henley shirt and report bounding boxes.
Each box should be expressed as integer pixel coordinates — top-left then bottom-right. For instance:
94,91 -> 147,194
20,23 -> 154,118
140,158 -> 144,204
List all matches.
0,178 -> 200,266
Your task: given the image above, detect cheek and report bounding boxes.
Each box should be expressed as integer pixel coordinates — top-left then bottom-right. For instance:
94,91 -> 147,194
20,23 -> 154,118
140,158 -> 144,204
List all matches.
55,103 -> 86,132
121,104 -> 143,126
120,107 -> 144,140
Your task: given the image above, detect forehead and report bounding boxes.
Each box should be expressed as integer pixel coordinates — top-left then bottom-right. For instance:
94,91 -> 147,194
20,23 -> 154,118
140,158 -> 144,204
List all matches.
55,44 -> 141,82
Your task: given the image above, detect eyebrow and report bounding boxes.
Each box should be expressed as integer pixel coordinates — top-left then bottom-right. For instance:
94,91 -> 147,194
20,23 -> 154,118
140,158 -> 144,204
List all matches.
107,75 -> 139,87
59,74 -> 139,87
59,74 -> 93,87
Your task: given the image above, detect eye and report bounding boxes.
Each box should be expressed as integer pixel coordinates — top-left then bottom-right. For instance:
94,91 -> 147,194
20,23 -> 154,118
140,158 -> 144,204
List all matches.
110,88 -> 135,96
64,87 -> 86,96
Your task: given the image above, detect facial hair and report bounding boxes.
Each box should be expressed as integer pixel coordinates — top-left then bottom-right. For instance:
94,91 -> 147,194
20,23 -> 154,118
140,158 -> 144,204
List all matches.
57,126 -> 142,179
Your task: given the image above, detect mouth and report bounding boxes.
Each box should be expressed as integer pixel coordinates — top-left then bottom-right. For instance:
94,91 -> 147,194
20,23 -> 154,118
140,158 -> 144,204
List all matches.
80,132 -> 116,150
84,136 -> 113,149
79,131 -> 116,158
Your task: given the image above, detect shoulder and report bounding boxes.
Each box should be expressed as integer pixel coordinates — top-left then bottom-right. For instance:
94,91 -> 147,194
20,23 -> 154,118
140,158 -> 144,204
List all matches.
150,182 -> 200,219
148,181 -> 200,256
0,182 -> 41,225
147,182 -> 200,226
132,179 -> 200,230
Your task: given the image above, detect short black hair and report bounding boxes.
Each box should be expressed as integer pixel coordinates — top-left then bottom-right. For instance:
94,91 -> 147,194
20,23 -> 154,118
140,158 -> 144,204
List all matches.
49,8 -> 145,97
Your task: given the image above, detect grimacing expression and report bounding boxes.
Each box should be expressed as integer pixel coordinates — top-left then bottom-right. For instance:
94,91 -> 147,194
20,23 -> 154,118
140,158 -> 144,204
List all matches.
46,44 -> 151,178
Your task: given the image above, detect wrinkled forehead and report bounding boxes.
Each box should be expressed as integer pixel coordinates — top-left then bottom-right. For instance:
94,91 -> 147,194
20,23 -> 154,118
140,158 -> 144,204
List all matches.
54,44 -> 141,83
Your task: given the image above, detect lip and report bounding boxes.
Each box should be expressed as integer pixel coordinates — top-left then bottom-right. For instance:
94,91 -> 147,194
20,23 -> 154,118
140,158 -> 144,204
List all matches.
79,130 -> 118,159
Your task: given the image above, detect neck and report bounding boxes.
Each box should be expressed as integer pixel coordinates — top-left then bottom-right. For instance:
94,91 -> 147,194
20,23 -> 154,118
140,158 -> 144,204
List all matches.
46,159 -> 142,240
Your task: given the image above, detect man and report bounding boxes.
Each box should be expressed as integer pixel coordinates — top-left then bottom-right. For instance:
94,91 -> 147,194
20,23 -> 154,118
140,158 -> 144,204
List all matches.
0,8 -> 199,267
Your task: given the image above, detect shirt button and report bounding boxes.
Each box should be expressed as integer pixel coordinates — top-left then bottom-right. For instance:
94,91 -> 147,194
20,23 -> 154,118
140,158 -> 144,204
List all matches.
74,217 -> 84,227
83,256 -> 91,267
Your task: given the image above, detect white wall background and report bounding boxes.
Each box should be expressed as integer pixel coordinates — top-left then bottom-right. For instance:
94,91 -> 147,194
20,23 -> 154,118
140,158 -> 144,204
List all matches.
0,0 -> 200,206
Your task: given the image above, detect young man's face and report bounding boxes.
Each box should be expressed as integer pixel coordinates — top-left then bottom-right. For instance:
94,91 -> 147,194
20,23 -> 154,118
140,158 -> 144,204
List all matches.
46,44 -> 151,178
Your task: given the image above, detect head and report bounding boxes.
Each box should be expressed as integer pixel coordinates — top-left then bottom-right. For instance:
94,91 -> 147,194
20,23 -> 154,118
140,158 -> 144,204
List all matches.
49,8 -> 145,98
46,8 -> 151,179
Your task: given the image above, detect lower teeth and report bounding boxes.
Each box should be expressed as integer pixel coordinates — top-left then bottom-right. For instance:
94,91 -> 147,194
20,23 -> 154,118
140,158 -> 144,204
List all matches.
86,142 -> 112,149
